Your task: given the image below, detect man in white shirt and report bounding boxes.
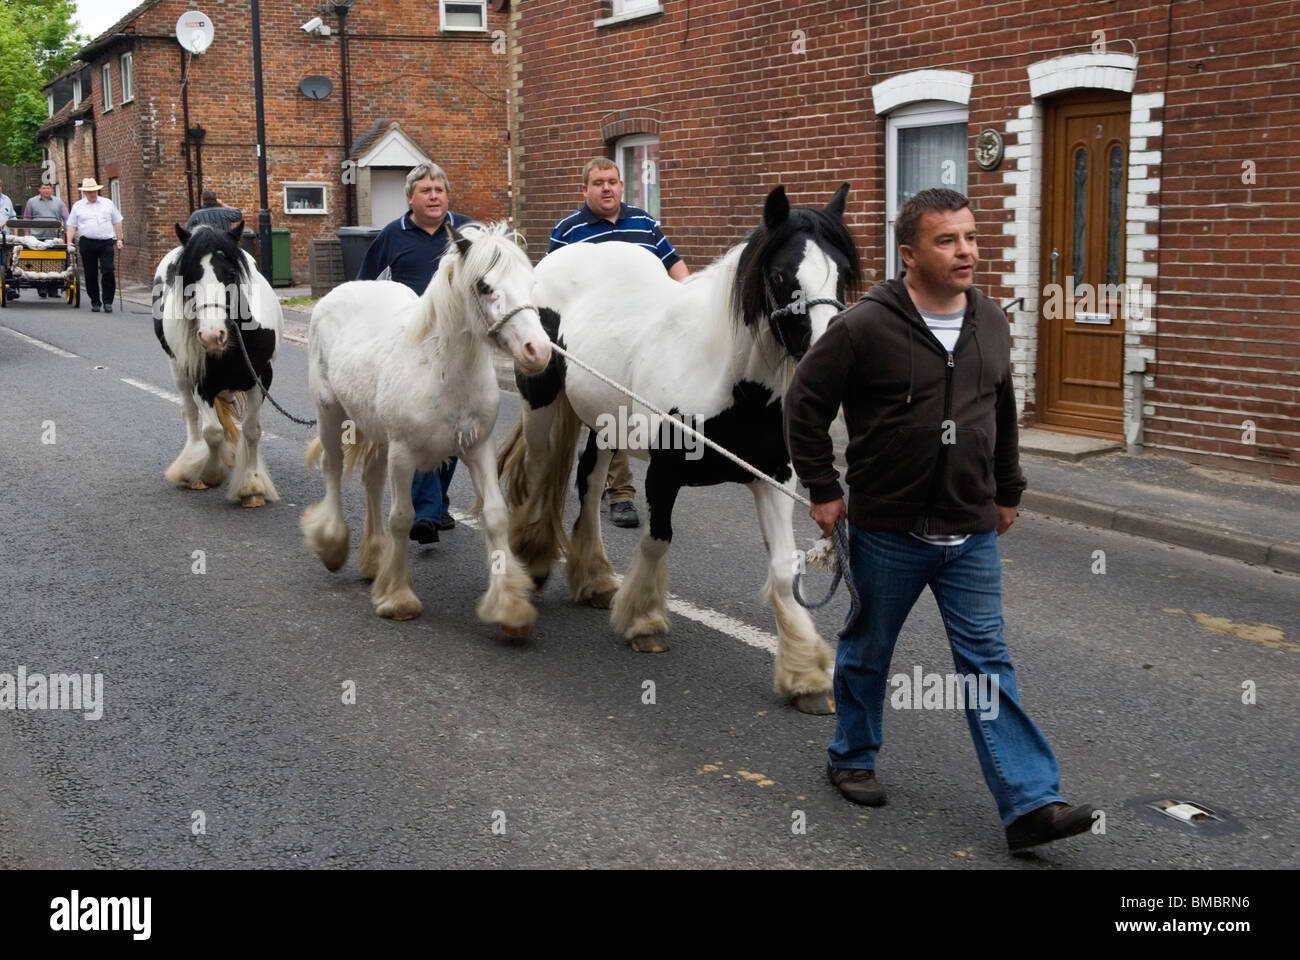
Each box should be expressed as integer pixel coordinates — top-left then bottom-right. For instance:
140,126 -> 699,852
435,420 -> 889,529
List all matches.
65,177 -> 124,313
0,179 -> 16,299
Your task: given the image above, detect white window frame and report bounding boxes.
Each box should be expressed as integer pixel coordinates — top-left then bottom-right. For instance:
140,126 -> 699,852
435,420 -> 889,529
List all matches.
109,177 -> 120,211
614,133 -> 660,219
598,0 -> 664,27
439,0 -> 487,32
72,75 -> 82,107
283,182 -> 329,215
120,52 -> 133,103
884,101 -> 968,279
102,64 -> 113,111
47,92 -> 54,117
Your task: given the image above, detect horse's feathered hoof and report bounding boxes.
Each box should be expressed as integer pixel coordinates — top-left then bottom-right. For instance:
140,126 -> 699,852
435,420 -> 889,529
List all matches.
627,632 -> 671,653
188,480 -> 209,491
241,494 -> 266,508
792,691 -> 836,716
501,623 -> 530,639
376,596 -> 422,620
584,589 -> 617,609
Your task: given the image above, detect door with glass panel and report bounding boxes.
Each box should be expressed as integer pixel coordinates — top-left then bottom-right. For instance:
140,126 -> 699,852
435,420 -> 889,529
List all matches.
1039,93 -> 1130,436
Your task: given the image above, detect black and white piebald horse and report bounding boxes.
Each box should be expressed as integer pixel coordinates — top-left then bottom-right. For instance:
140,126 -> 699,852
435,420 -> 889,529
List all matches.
501,184 -> 860,714
152,221 -> 282,506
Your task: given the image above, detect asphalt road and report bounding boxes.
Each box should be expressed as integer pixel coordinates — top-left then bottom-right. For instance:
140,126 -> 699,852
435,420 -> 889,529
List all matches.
1,298 -> 1298,869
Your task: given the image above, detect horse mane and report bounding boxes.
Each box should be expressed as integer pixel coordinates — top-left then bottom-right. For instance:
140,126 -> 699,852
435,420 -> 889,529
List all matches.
406,221 -> 527,346
732,201 -> 861,326
177,223 -> 250,287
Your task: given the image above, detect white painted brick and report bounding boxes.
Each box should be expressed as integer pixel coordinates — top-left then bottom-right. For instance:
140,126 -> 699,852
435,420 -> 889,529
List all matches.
1129,107 -> 1150,124
1130,150 -> 1160,165
1128,261 -> 1158,278
1129,235 -> 1159,249
1005,144 -> 1031,159
1126,220 -> 1151,235
1130,121 -> 1162,138
1132,92 -> 1165,110
1129,137 -> 1148,151
1018,104 -> 1036,119
1128,164 -> 1148,181
1005,119 -> 1032,134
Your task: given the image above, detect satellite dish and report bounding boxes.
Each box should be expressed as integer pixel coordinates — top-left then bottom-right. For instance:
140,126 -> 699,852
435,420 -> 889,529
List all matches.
176,11 -> 214,55
299,75 -> 334,100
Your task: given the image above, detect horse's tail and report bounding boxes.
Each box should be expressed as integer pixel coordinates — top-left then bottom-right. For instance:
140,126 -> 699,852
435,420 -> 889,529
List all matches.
305,424 -> 376,484
504,395 -> 582,579
214,391 -> 243,447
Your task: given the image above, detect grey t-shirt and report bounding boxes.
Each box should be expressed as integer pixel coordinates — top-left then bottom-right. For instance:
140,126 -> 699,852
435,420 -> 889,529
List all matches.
23,195 -> 68,238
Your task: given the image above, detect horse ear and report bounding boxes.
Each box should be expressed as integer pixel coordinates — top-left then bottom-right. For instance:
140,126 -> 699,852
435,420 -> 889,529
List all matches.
447,220 -> 472,257
825,182 -> 849,220
228,219 -> 245,244
175,223 -> 191,244
763,186 -> 790,231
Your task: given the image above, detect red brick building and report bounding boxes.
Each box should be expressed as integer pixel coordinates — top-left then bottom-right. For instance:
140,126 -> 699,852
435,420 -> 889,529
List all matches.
39,0 -> 510,286
511,0 -> 1300,481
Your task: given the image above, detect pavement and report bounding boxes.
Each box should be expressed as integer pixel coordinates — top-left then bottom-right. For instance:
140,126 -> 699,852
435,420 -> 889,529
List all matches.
120,282 -> 1300,577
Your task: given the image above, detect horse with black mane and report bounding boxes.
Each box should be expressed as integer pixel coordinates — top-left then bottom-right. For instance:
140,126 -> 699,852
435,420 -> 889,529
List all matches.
501,184 -> 860,714
152,220 -> 281,507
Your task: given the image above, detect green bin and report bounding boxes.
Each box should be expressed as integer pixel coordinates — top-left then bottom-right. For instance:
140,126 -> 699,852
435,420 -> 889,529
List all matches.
270,227 -> 292,287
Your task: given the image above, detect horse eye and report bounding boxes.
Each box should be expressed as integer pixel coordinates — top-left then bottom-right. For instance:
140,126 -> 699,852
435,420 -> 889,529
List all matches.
772,271 -> 786,286
476,279 -> 491,295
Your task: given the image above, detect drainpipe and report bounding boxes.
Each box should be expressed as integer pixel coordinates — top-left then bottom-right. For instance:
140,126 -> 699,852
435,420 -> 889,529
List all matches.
63,136 -> 72,201
181,49 -> 195,212
251,0 -> 272,278
334,3 -> 356,225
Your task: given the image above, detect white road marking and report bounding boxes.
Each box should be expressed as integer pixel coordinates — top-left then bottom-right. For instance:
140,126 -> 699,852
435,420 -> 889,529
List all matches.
119,377 -> 280,439
449,509 -> 781,655
2,327 -> 79,358
121,377 -> 180,404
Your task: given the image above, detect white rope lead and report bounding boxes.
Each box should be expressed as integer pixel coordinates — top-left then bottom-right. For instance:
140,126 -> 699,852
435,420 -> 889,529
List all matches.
547,341 -> 812,508
544,341 -> 857,626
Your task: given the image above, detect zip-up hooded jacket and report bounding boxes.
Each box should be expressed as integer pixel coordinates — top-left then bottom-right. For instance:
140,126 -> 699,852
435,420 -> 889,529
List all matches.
784,277 -> 1026,536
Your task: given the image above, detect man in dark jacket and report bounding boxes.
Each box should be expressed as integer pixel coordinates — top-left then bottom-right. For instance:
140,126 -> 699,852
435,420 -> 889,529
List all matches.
784,188 -> 1095,852
185,190 -> 244,231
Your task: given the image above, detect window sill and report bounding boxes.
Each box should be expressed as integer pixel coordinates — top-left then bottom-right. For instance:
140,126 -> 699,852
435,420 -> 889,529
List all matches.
594,5 -> 664,28
284,210 -> 328,216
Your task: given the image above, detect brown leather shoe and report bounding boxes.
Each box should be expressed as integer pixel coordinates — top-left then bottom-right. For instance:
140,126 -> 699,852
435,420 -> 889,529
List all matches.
1006,802 -> 1096,852
828,765 -> 886,806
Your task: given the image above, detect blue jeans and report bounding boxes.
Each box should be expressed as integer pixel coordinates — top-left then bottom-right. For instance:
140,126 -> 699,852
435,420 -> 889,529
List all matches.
830,526 -> 1065,826
411,458 -> 456,521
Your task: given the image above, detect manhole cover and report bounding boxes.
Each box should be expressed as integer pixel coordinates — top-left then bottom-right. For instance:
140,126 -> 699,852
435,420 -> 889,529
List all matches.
1126,795 -> 1244,836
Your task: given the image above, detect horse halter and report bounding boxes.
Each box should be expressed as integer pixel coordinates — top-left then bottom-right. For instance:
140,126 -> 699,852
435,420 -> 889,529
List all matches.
485,301 -> 541,340
762,272 -> 844,357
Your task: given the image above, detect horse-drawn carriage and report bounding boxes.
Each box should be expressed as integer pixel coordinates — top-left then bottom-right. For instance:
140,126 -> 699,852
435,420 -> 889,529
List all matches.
0,217 -> 81,307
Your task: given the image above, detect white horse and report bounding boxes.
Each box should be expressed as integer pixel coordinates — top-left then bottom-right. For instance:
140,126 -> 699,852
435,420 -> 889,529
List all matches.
501,185 -> 860,713
301,222 -> 551,632
152,221 -> 281,507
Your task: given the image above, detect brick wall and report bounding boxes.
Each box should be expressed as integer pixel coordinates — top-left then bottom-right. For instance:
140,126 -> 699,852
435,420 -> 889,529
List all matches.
51,0 -> 509,287
516,0 -> 1299,481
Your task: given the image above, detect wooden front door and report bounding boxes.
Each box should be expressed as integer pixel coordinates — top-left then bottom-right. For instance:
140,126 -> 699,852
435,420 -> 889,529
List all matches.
1039,93 -> 1130,436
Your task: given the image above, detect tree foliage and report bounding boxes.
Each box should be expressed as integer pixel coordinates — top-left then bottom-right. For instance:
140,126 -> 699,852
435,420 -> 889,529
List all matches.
0,0 -> 86,164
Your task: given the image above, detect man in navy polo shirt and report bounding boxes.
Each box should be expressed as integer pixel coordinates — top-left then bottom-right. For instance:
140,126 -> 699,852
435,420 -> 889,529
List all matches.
358,161 -> 472,544
546,157 -> 689,528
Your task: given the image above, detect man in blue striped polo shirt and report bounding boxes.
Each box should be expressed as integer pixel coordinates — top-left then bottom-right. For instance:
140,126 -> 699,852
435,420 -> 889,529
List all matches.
546,157 -> 689,528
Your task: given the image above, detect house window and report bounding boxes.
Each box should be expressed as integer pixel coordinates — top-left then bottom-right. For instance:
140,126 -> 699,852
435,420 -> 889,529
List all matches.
440,1 -> 486,31
47,92 -> 54,117
109,178 -> 120,211
102,64 -> 113,110
120,53 -> 134,103
284,183 -> 328,214
615,134 -> 660,219
884,101 -> 968,279
614,0 -> 660,14
72,75 -> 82,107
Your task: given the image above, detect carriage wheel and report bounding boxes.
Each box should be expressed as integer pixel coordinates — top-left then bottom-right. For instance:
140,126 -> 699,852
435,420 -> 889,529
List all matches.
67,274 -> 80,308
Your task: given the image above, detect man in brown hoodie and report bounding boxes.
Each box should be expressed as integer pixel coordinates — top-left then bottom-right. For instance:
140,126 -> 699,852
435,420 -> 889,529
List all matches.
784,188 -> 1095,852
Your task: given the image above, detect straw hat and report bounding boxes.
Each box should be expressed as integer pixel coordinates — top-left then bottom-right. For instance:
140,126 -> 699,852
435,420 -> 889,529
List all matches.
78,177 -> 104,192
